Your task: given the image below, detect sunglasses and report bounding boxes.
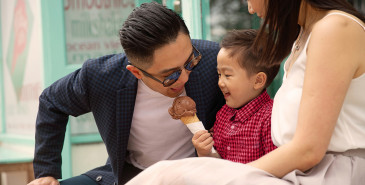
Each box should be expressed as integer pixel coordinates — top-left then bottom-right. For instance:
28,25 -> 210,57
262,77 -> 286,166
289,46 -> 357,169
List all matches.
132,45 -> 202,87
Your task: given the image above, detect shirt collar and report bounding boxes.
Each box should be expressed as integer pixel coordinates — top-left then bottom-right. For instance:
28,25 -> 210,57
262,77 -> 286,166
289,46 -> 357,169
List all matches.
226,90 -> 272,123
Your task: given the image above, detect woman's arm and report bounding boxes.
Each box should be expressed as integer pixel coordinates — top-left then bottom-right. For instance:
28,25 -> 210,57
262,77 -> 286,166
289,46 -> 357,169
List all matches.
248,15 -> 364,178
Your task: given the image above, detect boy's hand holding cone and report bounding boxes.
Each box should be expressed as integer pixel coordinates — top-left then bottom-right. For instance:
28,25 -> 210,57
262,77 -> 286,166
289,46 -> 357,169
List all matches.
168,96 -> 217,154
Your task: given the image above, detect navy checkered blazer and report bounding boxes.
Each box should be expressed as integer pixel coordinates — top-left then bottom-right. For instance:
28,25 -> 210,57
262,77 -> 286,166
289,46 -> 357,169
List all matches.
34,39 -> 225,185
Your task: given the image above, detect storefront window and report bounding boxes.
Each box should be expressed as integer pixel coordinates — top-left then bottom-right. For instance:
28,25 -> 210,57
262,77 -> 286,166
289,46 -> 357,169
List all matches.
64,0 -> 134,64
208,0 -> 252,42
63,0 -> 134,135
349,0 -> 365,14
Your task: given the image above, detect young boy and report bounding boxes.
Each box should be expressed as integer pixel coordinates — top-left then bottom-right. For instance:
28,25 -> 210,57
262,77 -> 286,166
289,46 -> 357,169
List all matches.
192,29 -> 279,164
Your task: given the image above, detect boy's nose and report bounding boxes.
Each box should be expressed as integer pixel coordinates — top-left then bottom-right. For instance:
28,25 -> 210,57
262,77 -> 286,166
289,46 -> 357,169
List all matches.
218,78 -> 225,88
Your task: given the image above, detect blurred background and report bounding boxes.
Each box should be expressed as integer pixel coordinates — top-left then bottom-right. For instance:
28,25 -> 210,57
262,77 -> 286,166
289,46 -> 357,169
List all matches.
0,0 -> 364,184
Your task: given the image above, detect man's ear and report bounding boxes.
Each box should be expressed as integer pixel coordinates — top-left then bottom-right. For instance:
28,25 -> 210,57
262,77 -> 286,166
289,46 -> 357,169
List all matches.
253,72 -> 267,90
126,65 -> 143,79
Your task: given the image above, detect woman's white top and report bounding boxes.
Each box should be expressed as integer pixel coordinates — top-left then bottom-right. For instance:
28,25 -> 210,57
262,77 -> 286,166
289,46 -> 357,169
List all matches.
271,13 -> 365,152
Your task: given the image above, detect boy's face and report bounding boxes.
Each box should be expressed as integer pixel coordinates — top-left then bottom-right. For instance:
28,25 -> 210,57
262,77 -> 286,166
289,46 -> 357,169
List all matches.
217,48 -> 258,108
132,33 -> 194,98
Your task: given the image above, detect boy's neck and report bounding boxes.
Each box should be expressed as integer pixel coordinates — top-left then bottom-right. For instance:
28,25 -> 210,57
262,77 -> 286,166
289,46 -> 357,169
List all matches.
234,88 -> 266,110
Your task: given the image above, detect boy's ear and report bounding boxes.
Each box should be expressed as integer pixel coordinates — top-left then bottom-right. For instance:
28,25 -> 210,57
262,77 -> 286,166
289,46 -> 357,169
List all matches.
253,72 -> 267,90
126,65 -> 143,79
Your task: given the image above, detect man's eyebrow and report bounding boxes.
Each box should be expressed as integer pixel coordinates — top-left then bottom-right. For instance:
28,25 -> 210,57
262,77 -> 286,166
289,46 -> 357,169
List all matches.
159,66 -> 181,74
158,48 -> 194,74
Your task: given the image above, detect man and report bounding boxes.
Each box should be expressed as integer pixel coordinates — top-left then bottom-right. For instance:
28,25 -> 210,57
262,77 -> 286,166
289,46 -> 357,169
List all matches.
28,2 -> 224,185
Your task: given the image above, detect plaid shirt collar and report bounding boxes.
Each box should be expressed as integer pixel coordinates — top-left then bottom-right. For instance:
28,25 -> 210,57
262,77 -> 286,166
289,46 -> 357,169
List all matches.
225,90 -> 271,123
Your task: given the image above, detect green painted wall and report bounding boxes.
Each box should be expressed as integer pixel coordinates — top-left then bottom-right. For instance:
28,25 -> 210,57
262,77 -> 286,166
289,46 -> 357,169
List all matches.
0,2 -> 5,134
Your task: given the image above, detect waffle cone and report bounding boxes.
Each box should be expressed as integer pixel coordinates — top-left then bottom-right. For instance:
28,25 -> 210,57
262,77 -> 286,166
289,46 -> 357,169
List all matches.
180,114 -> 200,125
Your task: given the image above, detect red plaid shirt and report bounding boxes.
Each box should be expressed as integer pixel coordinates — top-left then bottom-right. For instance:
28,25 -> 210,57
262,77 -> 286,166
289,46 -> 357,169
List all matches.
213,90 -> 277,164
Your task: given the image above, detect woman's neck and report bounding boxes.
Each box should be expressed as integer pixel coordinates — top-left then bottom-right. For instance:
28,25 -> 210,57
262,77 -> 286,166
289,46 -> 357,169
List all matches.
298,2 -> 328,32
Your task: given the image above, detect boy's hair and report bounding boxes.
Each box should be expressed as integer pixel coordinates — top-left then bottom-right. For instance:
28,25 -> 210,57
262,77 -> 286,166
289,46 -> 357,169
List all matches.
220,29 -> 280,88
119,2 -> 189,68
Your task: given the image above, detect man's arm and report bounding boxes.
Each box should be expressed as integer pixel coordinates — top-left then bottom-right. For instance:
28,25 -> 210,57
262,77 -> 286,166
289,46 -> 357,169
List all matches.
33,61 -> 92,180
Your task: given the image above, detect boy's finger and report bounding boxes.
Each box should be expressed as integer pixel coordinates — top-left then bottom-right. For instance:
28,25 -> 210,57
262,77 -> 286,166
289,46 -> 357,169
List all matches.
201,135 -> 213,146
205,140 -> 214,150
192,130 -> 208,140
194,134 -> 212,148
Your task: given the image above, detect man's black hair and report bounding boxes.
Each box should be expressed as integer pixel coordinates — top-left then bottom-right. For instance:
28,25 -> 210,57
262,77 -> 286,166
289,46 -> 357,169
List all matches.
119,2 -> 190,68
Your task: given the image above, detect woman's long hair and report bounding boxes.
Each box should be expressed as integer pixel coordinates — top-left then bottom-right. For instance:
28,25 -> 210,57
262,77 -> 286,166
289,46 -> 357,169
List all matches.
254,0 -> 365,66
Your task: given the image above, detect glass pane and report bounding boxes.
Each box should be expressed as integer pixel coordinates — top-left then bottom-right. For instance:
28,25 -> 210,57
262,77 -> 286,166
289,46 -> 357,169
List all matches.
70,112 -> 99,135
351,0 -> 365,14
1,0 -> 43,135
63,0 -> 135,135
208,0 -> 252,43
64,0 -> 135,65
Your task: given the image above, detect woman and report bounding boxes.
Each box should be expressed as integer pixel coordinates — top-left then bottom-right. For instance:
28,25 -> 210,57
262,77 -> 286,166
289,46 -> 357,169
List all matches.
126,1 -> 365,184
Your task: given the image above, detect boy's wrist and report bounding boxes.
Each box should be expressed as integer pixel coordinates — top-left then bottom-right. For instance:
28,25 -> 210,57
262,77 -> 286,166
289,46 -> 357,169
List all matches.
197,151 -> 211,157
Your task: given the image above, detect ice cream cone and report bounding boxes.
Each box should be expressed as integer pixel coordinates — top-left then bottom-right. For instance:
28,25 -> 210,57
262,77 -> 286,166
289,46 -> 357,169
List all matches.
180,114 -> 200,125
169,96 -> 217,154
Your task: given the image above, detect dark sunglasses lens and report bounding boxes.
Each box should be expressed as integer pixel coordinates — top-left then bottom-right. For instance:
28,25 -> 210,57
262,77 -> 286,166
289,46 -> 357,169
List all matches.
185,60 -> 195,71
185,55 -> 201,71
163,70 -> 181,86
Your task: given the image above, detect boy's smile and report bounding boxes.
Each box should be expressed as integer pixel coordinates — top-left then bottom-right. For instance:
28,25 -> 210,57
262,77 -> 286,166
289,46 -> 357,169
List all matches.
217,48 -> 259,108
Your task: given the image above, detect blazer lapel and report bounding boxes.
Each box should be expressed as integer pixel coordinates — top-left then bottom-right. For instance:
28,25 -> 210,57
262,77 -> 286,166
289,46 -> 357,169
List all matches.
115,71 -> 138,180
185,70 -> 207,125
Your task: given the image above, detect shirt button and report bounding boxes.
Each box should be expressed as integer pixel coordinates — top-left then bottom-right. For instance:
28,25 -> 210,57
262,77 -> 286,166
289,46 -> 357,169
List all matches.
96,175 -> 102,182
231,125 -> 235,129
227,146 -> 230,150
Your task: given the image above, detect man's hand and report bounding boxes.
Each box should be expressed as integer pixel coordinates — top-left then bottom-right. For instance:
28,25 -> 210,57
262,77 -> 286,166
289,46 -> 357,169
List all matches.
192,130 -> 214,157
27,176 -> 59,185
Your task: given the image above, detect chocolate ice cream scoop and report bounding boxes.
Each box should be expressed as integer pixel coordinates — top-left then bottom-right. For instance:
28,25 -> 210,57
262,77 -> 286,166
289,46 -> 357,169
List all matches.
168,96 -> 197,120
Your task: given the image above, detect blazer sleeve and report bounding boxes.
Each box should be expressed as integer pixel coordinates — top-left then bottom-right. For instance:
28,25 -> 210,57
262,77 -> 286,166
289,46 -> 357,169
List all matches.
33,60 -> 92,179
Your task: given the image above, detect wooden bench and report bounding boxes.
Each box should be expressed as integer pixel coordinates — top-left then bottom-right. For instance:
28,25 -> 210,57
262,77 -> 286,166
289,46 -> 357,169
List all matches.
0,144 -> 34,184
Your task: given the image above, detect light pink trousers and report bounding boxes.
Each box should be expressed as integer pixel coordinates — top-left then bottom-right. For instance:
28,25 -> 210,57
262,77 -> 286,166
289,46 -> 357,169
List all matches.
126,153 -> 365,185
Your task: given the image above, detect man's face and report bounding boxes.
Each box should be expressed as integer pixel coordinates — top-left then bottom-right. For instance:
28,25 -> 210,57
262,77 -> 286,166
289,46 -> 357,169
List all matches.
134,33 -> 193,98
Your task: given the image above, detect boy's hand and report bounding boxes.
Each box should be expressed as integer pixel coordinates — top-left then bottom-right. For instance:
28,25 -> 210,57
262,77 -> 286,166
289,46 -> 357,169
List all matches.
209,127 -> 214,136
192,130 -> 214,157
